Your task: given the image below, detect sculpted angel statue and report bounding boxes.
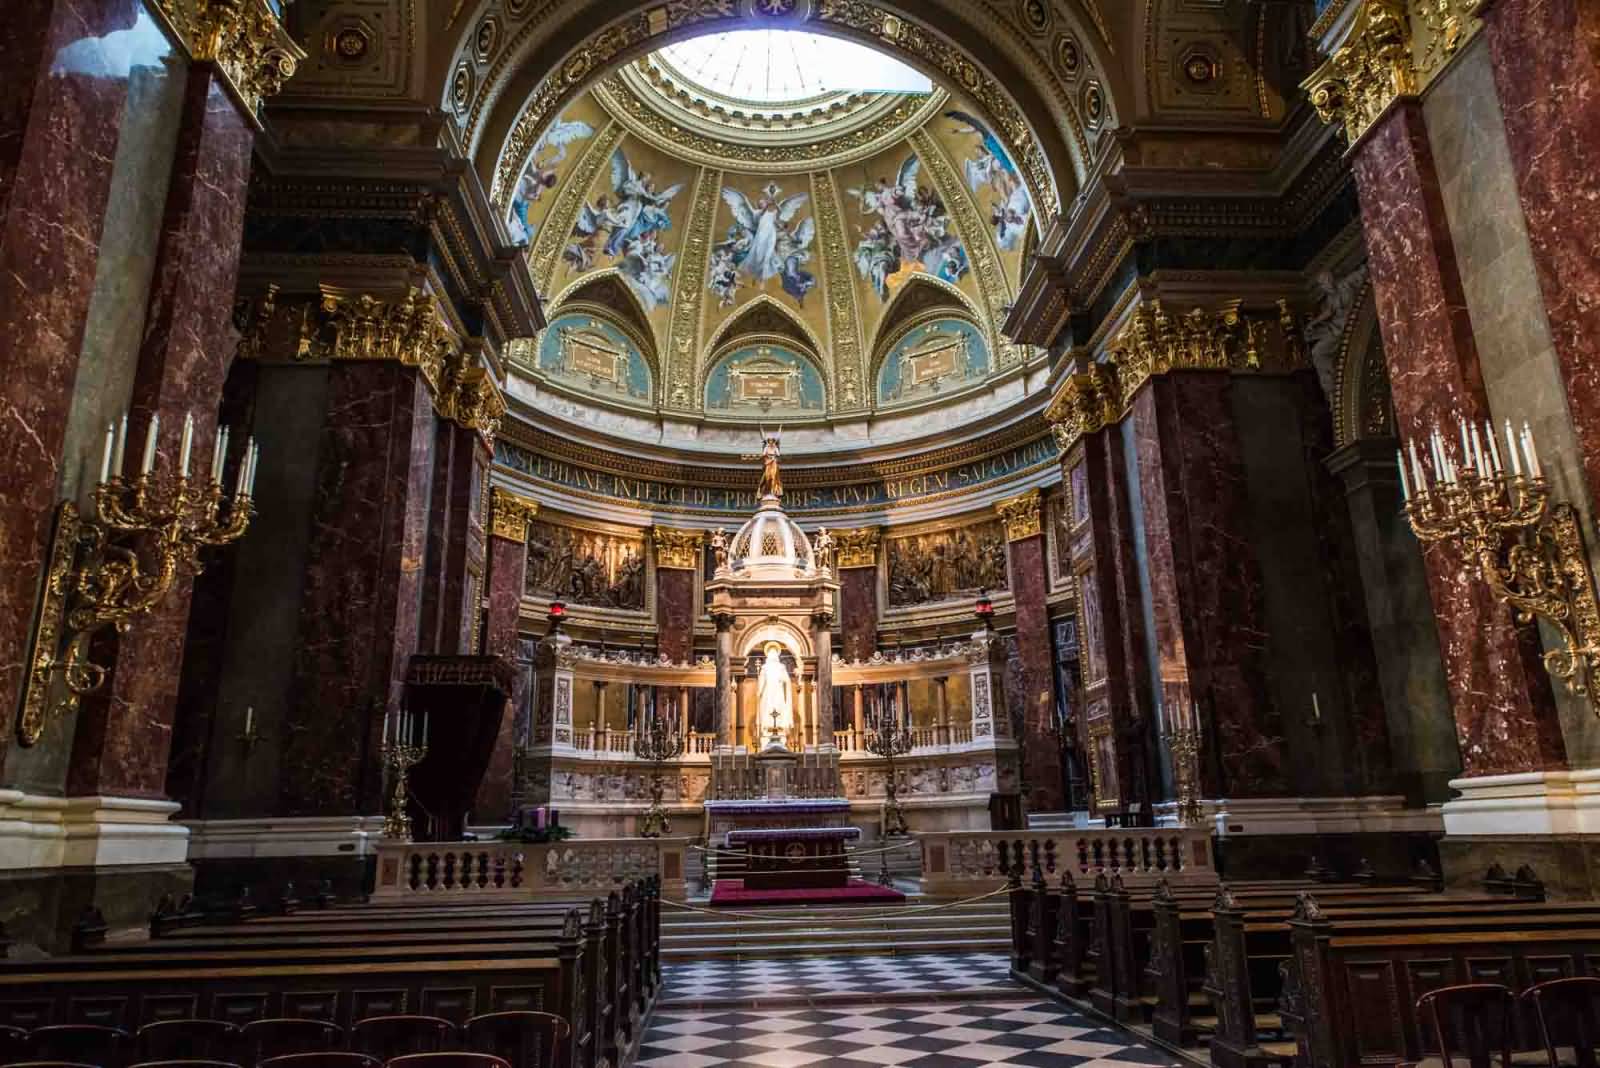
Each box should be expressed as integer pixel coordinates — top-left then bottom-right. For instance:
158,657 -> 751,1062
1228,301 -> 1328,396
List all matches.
742,427 -> 784,500
756,642 -> 795,749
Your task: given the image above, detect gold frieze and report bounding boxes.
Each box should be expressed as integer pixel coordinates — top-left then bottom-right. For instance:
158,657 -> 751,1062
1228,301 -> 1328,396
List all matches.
833,527 -> 883,569
995,488 -> 1043,542
652,528 -> 705,570
490,488 -> 539,543
885,518 -> 1008,608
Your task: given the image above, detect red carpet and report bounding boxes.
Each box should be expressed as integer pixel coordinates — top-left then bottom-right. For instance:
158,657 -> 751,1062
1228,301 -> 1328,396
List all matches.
709,879 -> 906,907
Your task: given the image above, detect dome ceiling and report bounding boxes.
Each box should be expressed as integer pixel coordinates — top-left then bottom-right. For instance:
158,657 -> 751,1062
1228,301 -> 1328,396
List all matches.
503,30 -> 1038,424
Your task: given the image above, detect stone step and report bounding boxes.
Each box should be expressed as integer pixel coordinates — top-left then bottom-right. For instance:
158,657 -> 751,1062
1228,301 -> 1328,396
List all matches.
665,922 -> 1006,948
661,903 -> 1008,932
661,933 -> 1011,961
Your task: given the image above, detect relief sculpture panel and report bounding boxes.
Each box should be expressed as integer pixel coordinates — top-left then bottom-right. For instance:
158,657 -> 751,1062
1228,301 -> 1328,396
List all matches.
525,518 -> 647,610
885,517 -> 1008,608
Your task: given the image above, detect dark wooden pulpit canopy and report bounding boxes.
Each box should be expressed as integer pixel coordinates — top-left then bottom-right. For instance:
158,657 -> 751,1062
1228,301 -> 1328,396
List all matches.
403,655 -> 517,841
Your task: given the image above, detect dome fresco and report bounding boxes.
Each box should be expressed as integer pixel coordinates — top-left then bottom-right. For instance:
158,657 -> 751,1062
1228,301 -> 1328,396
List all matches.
504,30 -> 1039,423
536,313 -> 653,403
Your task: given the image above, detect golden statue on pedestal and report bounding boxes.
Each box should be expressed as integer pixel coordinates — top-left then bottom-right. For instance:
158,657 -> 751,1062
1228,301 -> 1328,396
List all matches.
743,426 -> 784,500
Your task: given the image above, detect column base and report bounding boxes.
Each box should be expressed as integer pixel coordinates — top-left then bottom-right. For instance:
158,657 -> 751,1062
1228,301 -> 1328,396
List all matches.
0,789 -> 190,869
1441,770 -> 1600,836
185,815 -> 385,902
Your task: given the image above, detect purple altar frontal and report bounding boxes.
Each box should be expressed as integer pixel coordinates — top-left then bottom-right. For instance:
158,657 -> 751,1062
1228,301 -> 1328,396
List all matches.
723,825 -> 862,891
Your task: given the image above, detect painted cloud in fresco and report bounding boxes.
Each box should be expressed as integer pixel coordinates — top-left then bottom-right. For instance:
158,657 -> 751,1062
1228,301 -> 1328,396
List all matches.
708,183 -> 817,308
506,115 -> 594,246
944,110 -> 1031,252
564,148 -> 684,312
848,155 -> 969,301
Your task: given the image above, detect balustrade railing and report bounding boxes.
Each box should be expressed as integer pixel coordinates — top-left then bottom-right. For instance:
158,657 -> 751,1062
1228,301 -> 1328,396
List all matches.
373,836 -> 690,900
918,828 -> 1216,895
834,725 -> 973,752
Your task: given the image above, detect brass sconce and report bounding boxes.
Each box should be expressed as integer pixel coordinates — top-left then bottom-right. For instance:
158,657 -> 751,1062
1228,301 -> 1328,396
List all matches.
1401,414 -> 1600,713
18,412 -> 258,745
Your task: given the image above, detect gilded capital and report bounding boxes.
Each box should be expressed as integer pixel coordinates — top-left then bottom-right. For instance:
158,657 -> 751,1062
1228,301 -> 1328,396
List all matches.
316,286 -> 457,398
441,365 -> 507,445
995,489 -> 1043,542
653,528 -> 704,570
1109,300 -> 1257,401
150,0 -> 306,121
490,488 -> 539,543
1045,362 -> 1122,453
833,527 -> 882,569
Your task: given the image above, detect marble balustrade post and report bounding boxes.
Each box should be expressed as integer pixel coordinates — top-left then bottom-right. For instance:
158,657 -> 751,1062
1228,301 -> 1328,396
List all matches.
713,611 -> 735,748
67,63 -> 258,799
934,677 -> 948,743
1348,100 -> 1565,777
996,490 -> 1066,812
477,488 -> 535,818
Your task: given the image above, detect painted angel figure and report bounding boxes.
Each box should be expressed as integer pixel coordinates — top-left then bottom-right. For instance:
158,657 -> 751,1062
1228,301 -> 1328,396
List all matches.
507,115 -> 594,245
720,184 -> 811,284
946,109 -> 1032,251
605,149 -> 684,257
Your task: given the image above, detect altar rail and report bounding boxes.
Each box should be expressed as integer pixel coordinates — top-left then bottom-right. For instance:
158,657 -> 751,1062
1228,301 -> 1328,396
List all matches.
917,828 -> 1217,896
373,836 -> 690,901
572,729 -> 718,756
832,724 -> 974,752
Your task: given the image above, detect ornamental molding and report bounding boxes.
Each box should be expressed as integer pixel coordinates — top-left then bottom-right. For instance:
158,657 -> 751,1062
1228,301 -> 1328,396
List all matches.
665,170 -> 723,410
833,527 -> 882,569
994,488 -> 1042,542
812,172 -> 867,410
490,487 -> 540,542
149,0 -> 306,123
439,364 -> 508,444
652,527 -> 704,569
1303,0 -> 1484,146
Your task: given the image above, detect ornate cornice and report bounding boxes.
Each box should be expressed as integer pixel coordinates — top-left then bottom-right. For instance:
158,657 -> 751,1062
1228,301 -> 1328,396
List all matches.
652,527 -> 704,570
834,527 -> 882,569
994,489 -> 1042,542
490,487 -> 540,542
1304,0 -> 1484,147
439,365 -> 507,445
149,0 -> 306,123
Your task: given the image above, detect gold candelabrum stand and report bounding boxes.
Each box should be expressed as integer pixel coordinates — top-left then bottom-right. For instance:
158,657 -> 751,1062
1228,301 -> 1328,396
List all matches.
1163,724 -> 1203,826
633,712 -> 683,838
865,719 -> 915,837
20,412 -> 257,746
1401,414 -> 1600,714
381,740 -> 428,841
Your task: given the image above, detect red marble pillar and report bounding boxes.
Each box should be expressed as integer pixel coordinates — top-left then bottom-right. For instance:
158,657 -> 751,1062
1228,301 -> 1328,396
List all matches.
477,488 -> 534,819
420,423 -> 489,655
0,0 -> 138,761
1129,374 -> 1287,797
1351,102 -> 1565,777
653,530 -> 699,662
1065,431 -> 1154,815
1481,1 -> 1600,517
280,362 -> 435,816
67,66 -> 254,798
835,528 -> 880,659
998,491 -> 1065,812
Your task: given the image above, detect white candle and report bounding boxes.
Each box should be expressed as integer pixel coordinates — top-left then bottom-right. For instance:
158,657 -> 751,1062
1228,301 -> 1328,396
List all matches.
100,423 -> 114,484
179,412 -> 194,477
1397,448 -> 1411,500
244,705 -> 254,735
140,413 -> 160,475
246,442 -> 259,494
1523,421 -> 1542,477
1311,691 -> 1322,723
112,413 -> 127,478
1484,419 -> 1502,474
233,443 -> 249,497
421,708 -> 429,742
210,425 -> 224,483
1505,419 -> 1522,477
1409,438 -> 1426,491
1470,422 -> 1485,478
1458,416 -> 1471,465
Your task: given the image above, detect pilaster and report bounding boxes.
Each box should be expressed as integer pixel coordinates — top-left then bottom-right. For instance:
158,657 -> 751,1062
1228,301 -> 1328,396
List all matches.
995,490 -> 1064,811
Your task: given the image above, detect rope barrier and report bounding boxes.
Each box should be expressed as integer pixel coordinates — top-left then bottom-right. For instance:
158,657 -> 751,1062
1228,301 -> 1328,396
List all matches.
688,838 -> 923,861
659,882 -> 1012,923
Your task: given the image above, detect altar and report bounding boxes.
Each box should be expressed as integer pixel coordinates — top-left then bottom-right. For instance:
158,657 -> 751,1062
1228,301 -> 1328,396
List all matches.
727,826 -> 860,889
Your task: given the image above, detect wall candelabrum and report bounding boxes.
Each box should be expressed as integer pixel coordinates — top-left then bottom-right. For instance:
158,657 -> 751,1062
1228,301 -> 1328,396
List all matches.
1162,700 -> 1203,827
19,412 -> 258,746
1401,413 -> 1600,715
634,711 -> 684,837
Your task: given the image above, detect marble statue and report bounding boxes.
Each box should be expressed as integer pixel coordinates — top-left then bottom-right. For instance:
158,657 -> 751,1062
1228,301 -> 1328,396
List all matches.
756,642 -> 795,748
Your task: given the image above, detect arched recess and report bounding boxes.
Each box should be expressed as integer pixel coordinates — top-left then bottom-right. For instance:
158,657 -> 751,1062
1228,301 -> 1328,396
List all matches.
540,268 -> 663,405
703,337 -> 829,419
705,295 -> 830,406
738,616 -> 814,660
447,1 -> 1099,234
867,273 -> 982,376
1331,285 -> 1394,449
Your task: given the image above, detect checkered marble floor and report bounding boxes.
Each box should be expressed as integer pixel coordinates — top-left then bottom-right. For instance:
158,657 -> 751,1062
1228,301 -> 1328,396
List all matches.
637,1001 -> 1180,1068
663,952 -> 1017,1003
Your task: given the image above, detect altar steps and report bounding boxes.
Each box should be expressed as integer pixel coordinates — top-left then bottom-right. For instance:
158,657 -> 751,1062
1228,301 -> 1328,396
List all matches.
659,896 -> 1010,961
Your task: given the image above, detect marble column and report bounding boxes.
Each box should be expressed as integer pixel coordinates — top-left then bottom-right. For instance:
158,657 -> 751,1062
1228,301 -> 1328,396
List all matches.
67,65 -> 255,799
996,490 -> 1065,812
1350,102 -> 1565,776
812,607 -> 835,748
835,528 -> 881,660
0,0 -> 139,763
420,423 -> 490,655
477,487 -> 536,819
1481,1 -> 1600,518
279,361 -> 436,817
713,611 -> 735,747
652,529 -> 701,662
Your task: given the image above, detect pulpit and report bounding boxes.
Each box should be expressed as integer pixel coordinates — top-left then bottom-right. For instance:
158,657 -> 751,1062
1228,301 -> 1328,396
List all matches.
404,655 -> 516,840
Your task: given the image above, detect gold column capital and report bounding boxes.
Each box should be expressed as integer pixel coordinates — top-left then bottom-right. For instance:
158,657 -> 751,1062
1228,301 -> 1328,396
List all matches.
833,527 -> 883,569
439,365 -> 507,446
995,489 -> 1044,542
653,528 -> 704,570
149,0 -> 307,123
316,286 -> 458,399
490,488 -> 539,543
1045,361 -> 1122,453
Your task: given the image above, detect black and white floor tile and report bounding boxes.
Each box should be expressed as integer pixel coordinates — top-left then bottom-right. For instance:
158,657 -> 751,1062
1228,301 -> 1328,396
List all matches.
637,1001 -> 1180,1068
663,953 -> 1016,1002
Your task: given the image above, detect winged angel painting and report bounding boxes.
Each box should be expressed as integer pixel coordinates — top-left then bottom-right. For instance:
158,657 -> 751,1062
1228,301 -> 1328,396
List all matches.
564,149 -> 684,311
708,183 -> 817,307
945,110 -> 1031,252
506,114 -> 594,246
849,156 -> 969,301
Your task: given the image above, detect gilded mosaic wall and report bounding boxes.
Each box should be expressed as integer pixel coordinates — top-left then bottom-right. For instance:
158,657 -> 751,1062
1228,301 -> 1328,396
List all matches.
885,517 -> 1008,608
525,518 -> 647,610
